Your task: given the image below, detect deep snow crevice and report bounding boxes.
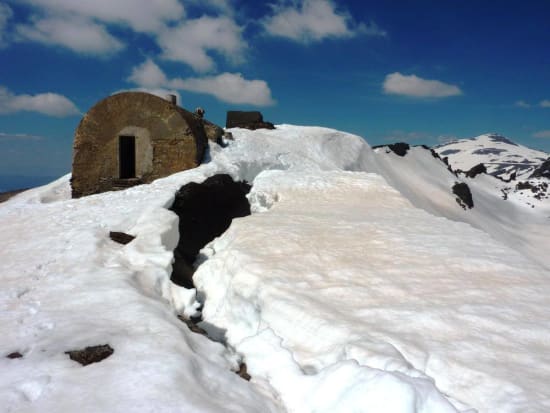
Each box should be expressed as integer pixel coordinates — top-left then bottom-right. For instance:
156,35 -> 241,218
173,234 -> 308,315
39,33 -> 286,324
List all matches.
169,174 -> 252,289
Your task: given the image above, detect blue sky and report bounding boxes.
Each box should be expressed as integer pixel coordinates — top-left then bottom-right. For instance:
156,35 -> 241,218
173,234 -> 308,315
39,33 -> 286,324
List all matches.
0,0 -> 549,181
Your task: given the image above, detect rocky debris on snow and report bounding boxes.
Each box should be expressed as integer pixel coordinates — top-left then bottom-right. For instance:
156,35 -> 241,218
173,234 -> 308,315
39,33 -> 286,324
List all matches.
176,317 -> 251,381
65,344 -> 114,366
109,231 -> 135,245
465,163 -> 487,178
529,158 -> 550,179
6,352 -> 23,359
177,315 -> 208,336
170,174 -> 251,288
516,181 -> 549,200
237,363 -> 251,381
452,182 -> 474,209
226,111 -> 275,130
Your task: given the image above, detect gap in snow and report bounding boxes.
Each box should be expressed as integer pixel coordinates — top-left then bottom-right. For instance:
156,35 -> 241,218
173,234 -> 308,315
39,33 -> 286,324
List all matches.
169,174 -> 252,290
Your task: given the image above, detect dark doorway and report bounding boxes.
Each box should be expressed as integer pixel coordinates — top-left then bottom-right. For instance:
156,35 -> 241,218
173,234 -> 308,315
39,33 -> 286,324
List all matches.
119,136 -> 136,179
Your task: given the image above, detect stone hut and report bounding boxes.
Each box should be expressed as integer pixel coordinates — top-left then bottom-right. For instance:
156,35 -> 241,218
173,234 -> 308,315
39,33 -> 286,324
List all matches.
71,92 -> 222,198
226,111 -> 275,130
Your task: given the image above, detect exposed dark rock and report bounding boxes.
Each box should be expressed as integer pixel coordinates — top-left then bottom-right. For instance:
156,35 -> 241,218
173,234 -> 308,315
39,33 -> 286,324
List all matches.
439,149 -> 461,156
170,174 -> 251,288
109,231 -> 135,245
488,134 -> 518,146
515,181 -> 548,199
465,163 -> 487,178
226,111 -> 275,130
0,189 -> 27,203
388,142 -> 410,157
472,148 -> 507,155
516,181 -> 535,191
529,158 -> 550,179
372,142 -> 410,157
6,352 -> 23,359
177,315 -> 208,336
66,344 -> 114,366
452,182 -> 474,209
237,363 -> 251,381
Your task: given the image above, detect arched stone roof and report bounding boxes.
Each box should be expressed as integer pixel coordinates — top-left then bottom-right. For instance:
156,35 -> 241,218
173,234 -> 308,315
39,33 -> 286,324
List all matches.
71,92 -> 208,197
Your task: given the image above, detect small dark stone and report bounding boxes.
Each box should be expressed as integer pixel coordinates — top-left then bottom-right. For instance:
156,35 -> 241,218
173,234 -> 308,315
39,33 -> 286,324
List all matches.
6,352 -> 23,359
66,344 -> 114,366
465,163 -> 487,178
452,182 -> 474,209
109,231 -> 135,245
237,363 -> 251,381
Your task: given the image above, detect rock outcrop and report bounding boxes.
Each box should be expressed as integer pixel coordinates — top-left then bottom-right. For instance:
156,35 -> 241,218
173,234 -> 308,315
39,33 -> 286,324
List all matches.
452,182 -> 474,209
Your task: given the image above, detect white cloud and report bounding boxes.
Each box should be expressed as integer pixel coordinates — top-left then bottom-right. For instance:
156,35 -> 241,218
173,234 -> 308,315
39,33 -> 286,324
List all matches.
383,72 -> 463,98
515,100 -> 531,108
533,130 -> 550,139
0,86 -> 80,117
263,0 -> 385,43
0,132 -> 44,141
540,100 -> 550,108
17,0 -> 184,33
0,3 -> 13,47
157,16 -> 246,72
127,59 -> 169,88
16,15 -> 124,56
128,59 -> 275,106
173,73 -> 275,106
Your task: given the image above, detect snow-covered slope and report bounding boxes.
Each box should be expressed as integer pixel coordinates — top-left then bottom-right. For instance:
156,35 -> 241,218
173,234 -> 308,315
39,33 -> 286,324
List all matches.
365,145 -> 550,270
435,133 -> 548,180
1,125 -> 549,413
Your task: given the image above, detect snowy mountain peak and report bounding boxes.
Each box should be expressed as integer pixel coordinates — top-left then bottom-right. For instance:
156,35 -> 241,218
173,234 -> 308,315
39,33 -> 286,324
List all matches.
435,133 -> 548,180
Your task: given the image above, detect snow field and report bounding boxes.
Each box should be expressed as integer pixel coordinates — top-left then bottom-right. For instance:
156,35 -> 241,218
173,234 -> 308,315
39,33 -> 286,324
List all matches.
1,125 -> 549,412
0,167 -> 280,412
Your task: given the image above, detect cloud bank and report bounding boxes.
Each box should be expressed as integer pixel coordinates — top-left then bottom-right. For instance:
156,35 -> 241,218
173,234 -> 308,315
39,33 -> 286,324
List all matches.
157,16 -> 246,72
16,15 -> 124,56
383,72 -> 462,98
128,59 -> 275,106
533,130 -> 550,139
0,86 -> 80,117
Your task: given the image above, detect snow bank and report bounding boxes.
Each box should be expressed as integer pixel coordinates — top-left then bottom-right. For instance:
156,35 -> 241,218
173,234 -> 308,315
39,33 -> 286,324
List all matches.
0,165 -> 280,412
